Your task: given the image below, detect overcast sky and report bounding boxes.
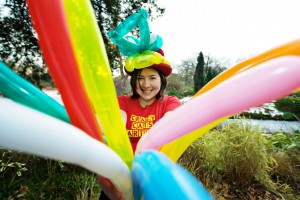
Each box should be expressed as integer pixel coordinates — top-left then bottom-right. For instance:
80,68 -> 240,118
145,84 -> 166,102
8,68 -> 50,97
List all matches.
1,0 -> 299,67
149,0 -> 300,65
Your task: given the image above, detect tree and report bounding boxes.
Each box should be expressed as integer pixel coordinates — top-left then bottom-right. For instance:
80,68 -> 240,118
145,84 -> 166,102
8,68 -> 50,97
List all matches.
177,59 -> 195,85
0,0 -> 165,87
204,54 -> 228,81
0,0 -> 50,88
193,52 -> 205,93
193,52 -> 227,93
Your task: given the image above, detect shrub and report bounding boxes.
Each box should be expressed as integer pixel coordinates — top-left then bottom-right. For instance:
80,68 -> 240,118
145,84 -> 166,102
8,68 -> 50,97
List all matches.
267,131 -> 300,192
275,96 -> 300,120
0,150 -> 100,199
167,89 -> 180,98
167,85 -> 194,99
179,120 -> 274,188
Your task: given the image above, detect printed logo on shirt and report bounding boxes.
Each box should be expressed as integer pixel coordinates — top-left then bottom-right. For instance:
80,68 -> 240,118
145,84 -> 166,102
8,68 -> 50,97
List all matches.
128,114 -> 155,137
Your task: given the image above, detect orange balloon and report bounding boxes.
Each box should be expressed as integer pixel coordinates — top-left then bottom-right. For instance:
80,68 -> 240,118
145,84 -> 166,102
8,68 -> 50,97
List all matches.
196,39 -> 300,96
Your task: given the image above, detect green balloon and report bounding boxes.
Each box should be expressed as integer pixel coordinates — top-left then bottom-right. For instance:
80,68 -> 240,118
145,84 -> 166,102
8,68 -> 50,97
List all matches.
0,61 -> 70,123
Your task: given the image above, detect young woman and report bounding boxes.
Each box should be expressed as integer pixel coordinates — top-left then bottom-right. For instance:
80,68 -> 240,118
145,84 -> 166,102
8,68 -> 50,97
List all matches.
118,63 -> 181,152
99,49 -> 181,200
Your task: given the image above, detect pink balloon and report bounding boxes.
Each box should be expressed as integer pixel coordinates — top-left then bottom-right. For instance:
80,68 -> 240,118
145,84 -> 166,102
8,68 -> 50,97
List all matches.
136,56 -> 300,152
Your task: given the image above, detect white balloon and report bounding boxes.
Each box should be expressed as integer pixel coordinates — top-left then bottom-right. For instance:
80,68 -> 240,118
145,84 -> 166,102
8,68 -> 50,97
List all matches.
0,98 -> 132,200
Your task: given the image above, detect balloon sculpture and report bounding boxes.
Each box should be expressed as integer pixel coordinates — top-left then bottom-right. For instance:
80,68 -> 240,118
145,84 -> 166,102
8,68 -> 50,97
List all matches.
1,0 -> 300,199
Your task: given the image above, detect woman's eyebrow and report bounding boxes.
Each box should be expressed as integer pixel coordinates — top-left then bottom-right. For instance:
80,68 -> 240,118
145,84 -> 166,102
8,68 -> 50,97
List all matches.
139,74 -> 158,78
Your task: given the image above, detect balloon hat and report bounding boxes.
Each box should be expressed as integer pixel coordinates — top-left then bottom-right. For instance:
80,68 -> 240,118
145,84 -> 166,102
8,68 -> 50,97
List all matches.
108,8 -> 172,77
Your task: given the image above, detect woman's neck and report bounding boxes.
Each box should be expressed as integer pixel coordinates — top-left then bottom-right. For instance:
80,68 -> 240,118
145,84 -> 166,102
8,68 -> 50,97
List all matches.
138,97 -> 156,108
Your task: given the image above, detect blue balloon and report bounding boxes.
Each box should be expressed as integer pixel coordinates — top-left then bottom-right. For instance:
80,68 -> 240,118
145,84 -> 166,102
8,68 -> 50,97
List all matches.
132,150 -> 215,200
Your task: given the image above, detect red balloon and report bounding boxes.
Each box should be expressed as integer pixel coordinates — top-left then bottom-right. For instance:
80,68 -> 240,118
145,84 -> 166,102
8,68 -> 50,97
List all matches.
26,0 -> 103,141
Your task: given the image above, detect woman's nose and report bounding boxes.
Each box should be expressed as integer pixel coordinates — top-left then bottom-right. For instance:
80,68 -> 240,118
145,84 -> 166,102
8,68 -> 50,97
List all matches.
142,78 -> 150,87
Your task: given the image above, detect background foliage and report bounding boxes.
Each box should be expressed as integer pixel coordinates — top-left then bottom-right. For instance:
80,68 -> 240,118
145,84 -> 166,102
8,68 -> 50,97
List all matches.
0,0 -> 165,87
0,0 -> 230,96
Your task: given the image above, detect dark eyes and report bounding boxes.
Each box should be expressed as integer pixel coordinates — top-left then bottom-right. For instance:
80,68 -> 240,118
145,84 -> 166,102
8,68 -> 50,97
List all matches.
138,76 -> 157,80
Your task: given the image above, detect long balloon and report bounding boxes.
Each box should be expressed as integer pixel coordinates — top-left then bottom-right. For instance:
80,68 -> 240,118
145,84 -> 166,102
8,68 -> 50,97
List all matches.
63,0 -> 133,167
160,39 -> 300,161
132,150 -> 214,200
196,39 -> 300,96
108,8 -> 150,55
0,98 -> 132,200
0,62 -> 69,123
26,0 -> 103,141
137,56 -> 300,152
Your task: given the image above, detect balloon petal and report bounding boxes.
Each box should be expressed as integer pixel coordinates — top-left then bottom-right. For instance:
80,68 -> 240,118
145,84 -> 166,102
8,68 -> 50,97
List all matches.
196,39 -> 300,96
0,62 -> 69,123
132,150 -> 214,200
63,0 -> 133,167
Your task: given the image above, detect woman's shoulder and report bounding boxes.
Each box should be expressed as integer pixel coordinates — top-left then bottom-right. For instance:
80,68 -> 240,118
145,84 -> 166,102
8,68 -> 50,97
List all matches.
161,95 -> 181,105
161,95 -> 181,111
118,94 -> 136,111
163,95 -> 180,102
118,94 -> 133,100
118,94 -> 136,105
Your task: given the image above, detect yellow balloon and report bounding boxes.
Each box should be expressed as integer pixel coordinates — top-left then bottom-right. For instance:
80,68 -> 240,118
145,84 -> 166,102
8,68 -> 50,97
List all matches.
63,0 -> 133,167
160,117 -> 227,162
125,50 -> 170,72
293,87 -> 300,93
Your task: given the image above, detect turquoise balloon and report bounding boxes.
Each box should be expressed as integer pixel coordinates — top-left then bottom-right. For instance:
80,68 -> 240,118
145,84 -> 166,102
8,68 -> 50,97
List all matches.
148,34 -> 163,51
0,62 -> 70,123
132,150 -> 215,200
108,8 -> 162,56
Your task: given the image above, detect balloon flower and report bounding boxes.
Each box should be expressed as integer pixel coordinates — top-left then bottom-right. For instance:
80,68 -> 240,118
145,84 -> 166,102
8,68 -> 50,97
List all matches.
2,1 -> 300,199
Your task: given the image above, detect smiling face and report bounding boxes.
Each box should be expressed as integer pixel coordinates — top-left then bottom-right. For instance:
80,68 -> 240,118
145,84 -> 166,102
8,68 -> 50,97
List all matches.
136,68 -> 162,106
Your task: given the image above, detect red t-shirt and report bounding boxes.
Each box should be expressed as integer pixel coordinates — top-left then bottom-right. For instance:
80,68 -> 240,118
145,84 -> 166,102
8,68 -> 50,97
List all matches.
118,95 -> 181,152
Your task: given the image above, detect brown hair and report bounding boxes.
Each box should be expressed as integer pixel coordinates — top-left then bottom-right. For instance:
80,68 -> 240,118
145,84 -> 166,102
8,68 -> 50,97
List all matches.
130,68 -> 167,100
